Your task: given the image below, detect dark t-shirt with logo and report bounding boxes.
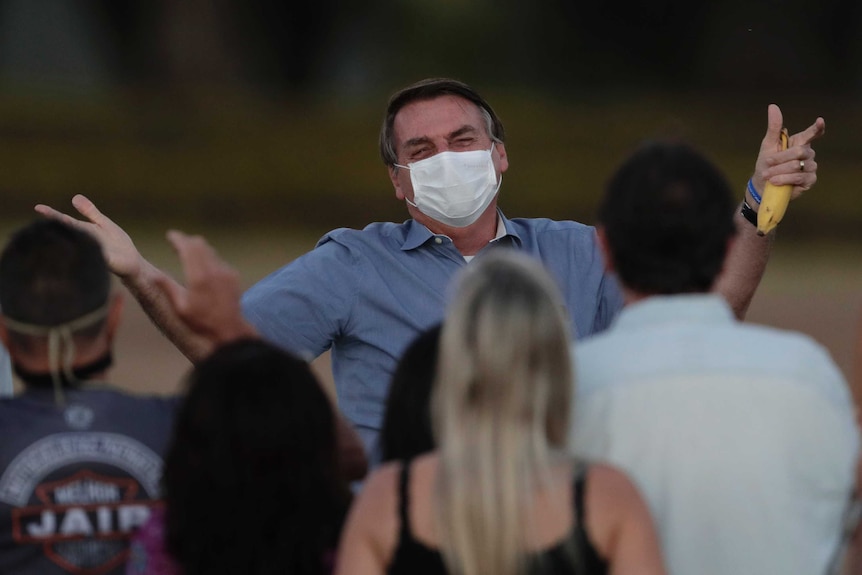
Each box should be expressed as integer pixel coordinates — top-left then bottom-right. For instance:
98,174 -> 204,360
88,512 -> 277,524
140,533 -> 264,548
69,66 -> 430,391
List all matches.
0,386 -> 179,575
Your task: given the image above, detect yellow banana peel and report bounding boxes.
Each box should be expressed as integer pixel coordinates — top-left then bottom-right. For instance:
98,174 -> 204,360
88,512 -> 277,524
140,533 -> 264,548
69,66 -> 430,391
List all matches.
756,128 -> 791,236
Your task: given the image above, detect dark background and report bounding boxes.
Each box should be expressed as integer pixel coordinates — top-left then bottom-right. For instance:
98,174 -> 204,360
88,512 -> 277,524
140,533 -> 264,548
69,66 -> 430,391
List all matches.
1,0 -> 860,236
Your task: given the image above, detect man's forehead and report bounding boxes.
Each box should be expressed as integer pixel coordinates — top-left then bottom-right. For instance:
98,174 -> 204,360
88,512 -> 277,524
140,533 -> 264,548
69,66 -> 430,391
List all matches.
392,95 -> 484,143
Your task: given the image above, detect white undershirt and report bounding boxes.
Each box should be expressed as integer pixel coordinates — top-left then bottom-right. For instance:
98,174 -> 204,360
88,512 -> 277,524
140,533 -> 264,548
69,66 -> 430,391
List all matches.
463,216 -> 507,262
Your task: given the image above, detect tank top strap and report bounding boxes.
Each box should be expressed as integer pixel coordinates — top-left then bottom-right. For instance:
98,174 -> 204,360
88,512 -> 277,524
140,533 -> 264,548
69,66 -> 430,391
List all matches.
573,460 -> 588,531
571,460 -> 610,574
397,458 -> 414,539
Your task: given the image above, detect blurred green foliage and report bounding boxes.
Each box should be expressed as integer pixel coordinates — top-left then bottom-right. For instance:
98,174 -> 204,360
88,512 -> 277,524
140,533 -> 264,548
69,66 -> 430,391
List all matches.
2,87 -> 860,241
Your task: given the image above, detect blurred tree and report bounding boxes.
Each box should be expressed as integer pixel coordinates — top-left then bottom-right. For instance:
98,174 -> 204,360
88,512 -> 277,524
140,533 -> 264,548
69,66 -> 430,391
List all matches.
552,0 -> 711,89
4,0 -> 862,97
818,0 -> 862,92
95,0 -> 162,83
95,0 -> 343,92
0,0 -> 114,91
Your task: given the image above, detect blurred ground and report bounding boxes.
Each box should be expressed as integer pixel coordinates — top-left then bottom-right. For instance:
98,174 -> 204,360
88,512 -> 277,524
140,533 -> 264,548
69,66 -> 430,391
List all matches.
8,227 -> 855,402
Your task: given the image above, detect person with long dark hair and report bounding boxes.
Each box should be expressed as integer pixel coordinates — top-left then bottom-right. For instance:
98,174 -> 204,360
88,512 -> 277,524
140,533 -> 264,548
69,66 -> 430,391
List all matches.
124,231 -> 360,575
127,339 -> 351,575
379,324 -> 441,463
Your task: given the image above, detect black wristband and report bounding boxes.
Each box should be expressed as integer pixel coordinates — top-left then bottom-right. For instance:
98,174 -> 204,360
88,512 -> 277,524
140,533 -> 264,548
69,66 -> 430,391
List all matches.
740,200 -> 758,227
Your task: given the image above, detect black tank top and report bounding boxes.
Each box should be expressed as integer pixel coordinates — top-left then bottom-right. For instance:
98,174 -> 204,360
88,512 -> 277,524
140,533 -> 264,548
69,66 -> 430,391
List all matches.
386,460 -> 609,575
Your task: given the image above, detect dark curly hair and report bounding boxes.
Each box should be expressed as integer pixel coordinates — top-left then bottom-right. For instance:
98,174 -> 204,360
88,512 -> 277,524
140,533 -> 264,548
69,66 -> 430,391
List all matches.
162,339 -> 350,575
597,141 -> 737,295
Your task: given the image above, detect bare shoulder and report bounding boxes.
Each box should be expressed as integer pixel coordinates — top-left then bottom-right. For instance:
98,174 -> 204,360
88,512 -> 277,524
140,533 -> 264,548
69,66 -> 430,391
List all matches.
334,462 -> 403,575
352,461 -> 402,521
582,462 -> 665,574
585,463 -> 643,506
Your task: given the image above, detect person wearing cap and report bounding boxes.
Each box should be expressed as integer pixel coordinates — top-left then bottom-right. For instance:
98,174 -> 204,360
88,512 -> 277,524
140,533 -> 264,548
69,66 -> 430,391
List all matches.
37,77 -> 826,465
0,219 -> 179,575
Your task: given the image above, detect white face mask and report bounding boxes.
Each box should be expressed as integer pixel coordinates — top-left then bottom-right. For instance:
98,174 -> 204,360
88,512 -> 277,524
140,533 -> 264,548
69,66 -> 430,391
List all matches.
395,144 -> 501,228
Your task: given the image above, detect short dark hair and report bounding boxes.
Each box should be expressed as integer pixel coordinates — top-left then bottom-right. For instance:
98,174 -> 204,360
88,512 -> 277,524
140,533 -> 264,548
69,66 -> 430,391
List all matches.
597,141 -> 737,295
380,323 -> 441,462
379,78 -> 505,166
0,219 -> 109,342
163,339 -> 350,575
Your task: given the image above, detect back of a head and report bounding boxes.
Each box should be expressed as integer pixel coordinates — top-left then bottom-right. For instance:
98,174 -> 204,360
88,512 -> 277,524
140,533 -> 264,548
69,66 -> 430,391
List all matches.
379,77 -> 506,166
0,219 -> 110,348
163,339 -> 348,575
597,141 -> 737,295
433,250 -> 573,575
380,323 -> 442,463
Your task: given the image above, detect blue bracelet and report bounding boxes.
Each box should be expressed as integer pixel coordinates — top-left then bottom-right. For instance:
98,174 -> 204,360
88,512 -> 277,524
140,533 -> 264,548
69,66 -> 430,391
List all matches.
747,178 -> 762,205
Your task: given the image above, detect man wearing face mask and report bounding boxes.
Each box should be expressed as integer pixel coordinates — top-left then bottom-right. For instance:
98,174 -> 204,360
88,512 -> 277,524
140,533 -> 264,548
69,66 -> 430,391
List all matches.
36,78 -> 826,464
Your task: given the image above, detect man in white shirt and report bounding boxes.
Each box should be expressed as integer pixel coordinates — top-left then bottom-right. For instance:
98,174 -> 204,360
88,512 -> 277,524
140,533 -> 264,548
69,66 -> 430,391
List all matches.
570,141 -> 859,575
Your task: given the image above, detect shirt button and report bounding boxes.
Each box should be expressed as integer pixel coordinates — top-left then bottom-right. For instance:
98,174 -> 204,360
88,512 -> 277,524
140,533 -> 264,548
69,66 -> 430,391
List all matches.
434,237 -> 443,244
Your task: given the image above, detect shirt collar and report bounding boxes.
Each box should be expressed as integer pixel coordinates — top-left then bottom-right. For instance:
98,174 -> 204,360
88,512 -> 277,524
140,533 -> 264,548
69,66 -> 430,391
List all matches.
611,293 -> 736,332
400,210 -> 523,252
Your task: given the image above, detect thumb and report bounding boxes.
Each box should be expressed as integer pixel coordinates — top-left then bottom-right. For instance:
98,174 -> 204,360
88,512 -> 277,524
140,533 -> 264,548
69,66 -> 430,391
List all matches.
763,104 -> 785,150
153,273 -> 188,317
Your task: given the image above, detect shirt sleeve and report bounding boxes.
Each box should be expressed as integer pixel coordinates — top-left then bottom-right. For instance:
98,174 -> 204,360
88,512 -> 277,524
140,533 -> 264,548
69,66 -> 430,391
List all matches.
240,235 -> 361,360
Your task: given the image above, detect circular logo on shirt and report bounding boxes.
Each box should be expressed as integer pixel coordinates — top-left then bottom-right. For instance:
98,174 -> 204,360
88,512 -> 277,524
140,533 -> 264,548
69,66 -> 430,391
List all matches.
64,405 -> 94,430
0,433 -> 164,575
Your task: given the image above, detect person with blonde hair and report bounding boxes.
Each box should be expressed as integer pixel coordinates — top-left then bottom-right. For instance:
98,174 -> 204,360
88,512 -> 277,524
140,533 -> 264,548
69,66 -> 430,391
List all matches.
335,250 -> 665,575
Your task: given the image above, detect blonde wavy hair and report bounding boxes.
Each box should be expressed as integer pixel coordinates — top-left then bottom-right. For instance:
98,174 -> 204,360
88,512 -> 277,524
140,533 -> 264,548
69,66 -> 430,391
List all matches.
432,250 -> 574,575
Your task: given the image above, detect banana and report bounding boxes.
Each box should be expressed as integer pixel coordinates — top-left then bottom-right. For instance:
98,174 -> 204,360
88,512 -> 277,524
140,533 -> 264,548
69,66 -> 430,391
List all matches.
756,128 -> 791,236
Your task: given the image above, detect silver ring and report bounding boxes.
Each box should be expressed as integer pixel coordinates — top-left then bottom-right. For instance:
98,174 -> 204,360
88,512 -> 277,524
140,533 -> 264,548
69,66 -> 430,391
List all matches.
799,160 -> 805,172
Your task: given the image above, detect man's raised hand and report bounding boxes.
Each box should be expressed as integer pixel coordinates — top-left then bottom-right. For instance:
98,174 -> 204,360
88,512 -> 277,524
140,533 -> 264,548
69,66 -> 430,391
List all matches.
155,230 -> 258,347
35,194 -> 143,280
752,104 -> 825,201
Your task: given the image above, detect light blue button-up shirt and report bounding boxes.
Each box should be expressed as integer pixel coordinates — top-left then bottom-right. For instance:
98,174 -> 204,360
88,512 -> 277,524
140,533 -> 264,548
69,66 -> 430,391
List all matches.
242,211 -> 622,456
571,294 -> 858,575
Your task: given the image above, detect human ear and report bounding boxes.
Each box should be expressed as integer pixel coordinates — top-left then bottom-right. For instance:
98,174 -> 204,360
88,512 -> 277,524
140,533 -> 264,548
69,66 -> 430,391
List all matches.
389,165 -> 406,201
0,320 -> 10,351
596,226 -> 615,273
104,293 -> 124,343
494,142 -> 509,174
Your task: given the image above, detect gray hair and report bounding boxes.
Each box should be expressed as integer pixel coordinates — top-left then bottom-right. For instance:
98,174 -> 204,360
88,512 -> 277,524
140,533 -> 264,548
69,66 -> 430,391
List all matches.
379,78 -> 506,167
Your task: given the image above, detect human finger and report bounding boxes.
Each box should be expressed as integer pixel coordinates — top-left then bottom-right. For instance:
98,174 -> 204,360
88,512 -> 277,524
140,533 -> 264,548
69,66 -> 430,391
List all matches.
68,194 -> 113,227
33,203 -> 93,232
764,142 -> 814,167
152,271 -> 189,318
764,159 -> 818,197
760,104 -> 785,152
788,116 -> 826,147
168,231 -> 225,285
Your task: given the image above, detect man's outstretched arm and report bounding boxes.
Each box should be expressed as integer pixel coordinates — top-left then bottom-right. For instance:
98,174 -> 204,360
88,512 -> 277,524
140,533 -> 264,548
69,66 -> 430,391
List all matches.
715,104 -> 825,319
35,195 -> 214,362
157,229 -> 368,481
